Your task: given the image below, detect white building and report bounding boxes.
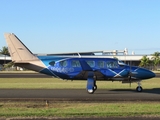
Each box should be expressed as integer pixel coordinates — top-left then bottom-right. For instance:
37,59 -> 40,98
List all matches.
0,48 -> 153,67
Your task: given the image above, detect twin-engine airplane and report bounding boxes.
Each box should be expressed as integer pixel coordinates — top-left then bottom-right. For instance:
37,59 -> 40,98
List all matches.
4,33 -> 155,94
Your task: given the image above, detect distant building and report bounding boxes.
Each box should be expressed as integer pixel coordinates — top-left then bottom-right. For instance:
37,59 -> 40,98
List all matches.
0,48 -> 152,68
0,55 -> 11,65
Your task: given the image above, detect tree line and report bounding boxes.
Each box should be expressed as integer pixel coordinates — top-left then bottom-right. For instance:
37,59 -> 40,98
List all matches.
0,46 -> 160,71
139,52 -> 160,71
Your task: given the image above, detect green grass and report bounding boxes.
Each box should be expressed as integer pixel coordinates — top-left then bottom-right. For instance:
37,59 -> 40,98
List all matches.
0,101 -> 160,117
0,78 -> 159,89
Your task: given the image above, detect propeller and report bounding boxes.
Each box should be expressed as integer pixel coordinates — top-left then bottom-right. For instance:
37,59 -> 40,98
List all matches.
128,61 -> 132,87
128,74 -> 132,87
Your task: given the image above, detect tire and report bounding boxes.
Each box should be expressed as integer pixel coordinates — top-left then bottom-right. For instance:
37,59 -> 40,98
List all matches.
87,89 -> 95,94
136,86 -> 143,92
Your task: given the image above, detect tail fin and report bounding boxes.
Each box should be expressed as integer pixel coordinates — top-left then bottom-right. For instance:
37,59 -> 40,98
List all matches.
4,33 -> 38,62
4,33 -> 46,72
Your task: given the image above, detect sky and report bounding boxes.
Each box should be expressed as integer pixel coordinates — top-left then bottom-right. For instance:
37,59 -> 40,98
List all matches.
0,0 -> 160,55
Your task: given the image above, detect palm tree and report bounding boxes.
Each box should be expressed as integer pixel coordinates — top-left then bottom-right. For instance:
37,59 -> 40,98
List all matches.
0,46 -> 10,65
151,52 -> 160,70
139,55 -> 150,68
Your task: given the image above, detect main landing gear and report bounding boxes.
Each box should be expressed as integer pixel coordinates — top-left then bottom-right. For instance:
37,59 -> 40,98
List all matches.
136,81 -> 143,92
86,72 -> 97,94
87,85 -> 97,94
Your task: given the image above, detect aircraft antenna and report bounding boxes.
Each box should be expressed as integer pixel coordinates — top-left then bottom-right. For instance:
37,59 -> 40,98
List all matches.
77,53 -> 81,58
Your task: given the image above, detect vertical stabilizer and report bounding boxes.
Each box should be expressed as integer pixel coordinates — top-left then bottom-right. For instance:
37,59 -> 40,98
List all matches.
4,33 -> 38,62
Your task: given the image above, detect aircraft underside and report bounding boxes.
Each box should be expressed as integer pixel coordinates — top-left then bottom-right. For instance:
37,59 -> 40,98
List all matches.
77,71 -> 143,94
47,70 -> 144,94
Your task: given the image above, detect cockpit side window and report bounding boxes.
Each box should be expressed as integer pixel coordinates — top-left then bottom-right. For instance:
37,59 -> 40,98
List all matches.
71,60 -> 81,67
106,61 -> 118,68
59,60 -> 67,67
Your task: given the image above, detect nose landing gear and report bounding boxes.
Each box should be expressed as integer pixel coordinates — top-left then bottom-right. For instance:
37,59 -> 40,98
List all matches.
136,81 -> 143,92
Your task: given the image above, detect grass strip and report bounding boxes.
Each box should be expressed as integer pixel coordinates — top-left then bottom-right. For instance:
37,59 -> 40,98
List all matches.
0,78 -> 159,89
0,101 -> 160,117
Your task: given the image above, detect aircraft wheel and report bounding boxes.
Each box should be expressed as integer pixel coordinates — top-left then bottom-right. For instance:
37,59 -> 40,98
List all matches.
136,86 -> 143,92
87,89 -> 95,94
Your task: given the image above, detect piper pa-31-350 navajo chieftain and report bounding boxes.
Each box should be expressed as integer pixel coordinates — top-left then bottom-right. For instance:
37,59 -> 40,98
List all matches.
4,33 -> 155,94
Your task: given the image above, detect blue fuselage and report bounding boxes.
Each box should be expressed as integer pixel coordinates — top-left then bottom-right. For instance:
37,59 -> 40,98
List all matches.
38,56 -> 155,81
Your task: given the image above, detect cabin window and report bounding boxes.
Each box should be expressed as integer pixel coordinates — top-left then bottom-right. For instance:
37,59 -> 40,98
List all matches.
97,61 -> 105,68
59,60 -> 67,67
86,60 -> 95,67
106,61 -> 118,68
71,60 -> 81,67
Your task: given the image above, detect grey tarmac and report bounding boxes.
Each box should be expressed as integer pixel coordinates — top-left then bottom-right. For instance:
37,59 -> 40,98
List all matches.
0,89 -> 160,101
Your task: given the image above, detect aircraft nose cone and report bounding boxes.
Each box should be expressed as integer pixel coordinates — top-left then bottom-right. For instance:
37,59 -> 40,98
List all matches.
136,68 -> 155,79
150,71 -> 156,78
146,70 -> 155,78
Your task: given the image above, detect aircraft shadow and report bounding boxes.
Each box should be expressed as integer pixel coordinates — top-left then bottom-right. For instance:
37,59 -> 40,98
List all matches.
140,88 -> 160,94
95,88 -> 160,95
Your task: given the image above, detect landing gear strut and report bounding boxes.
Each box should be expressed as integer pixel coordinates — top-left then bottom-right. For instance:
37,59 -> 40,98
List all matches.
86,72 -> 97,94
136,81 -> 143,92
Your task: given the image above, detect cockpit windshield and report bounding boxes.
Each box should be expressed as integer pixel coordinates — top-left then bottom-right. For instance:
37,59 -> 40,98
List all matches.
118,60 -> 126,66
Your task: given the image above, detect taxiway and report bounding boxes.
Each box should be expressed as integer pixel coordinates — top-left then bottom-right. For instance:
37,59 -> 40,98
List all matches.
0,89 -> 160,101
